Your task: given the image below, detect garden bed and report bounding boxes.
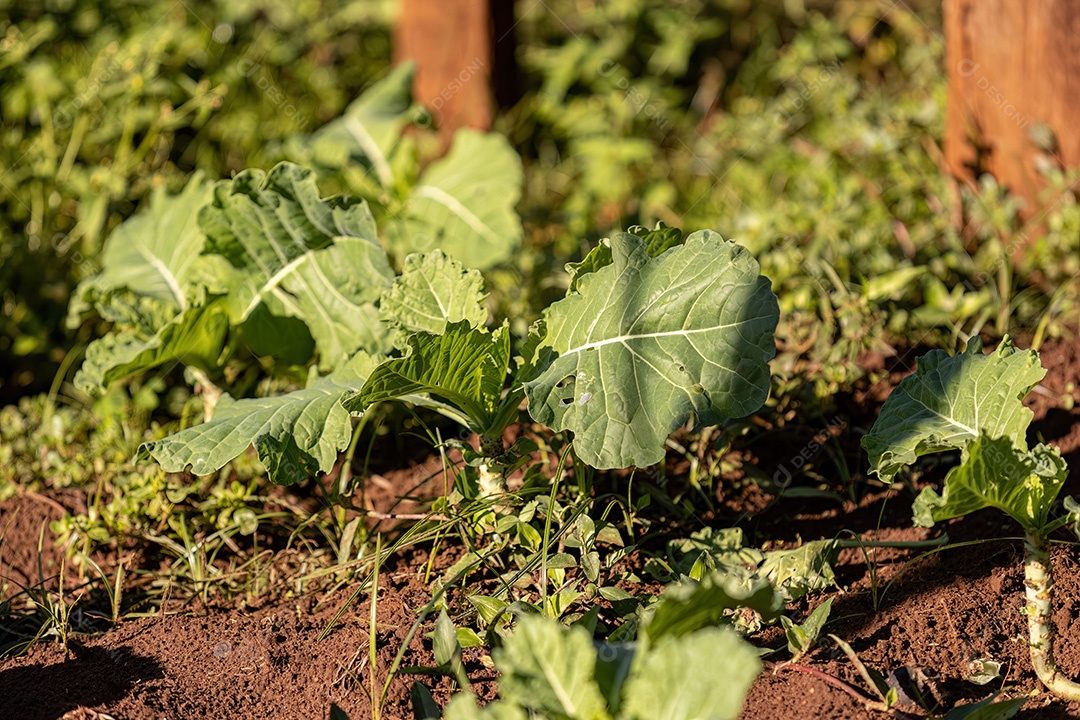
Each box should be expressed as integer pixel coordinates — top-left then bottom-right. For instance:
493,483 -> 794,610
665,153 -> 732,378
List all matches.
2,337 -> 1078,720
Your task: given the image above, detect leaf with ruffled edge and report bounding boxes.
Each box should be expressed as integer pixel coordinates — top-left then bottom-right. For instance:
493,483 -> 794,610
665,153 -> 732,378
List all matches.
913,434 -> 1068,531
525,230 -> 778,469
380,250 -> 488,336
141,351 -> 380,485
75,299 -> 230,395
862,337 -> 1045,483
343,321 -> 509,434
199,162 -> 396,369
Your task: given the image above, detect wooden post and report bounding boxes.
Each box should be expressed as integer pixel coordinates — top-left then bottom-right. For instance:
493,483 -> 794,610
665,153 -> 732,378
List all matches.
945,0 -> 1080,219
394,0 -> 518,145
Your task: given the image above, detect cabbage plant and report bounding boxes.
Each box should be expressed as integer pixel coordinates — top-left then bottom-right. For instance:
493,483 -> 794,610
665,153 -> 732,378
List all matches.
141,223 -> 779,489
863,338 -> 1080,701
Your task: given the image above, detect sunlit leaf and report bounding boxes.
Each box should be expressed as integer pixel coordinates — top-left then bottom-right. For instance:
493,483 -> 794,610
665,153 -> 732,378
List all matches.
760,540 -> 839,601
913,434 -> 1068,531
863,337 -> 1045,482
380,250 -> 488,335
69,171 -> 214,323
343,321 -> 510,433
525,230 -> 778,469
75,299 -> 230,394
941,693 -> 1025,720
622,628 -> 761,720
294,62 -> 417,187
200,162 -> 395,369
669,528 -> 837,602
643,571 -> 780,642
782,597 -> 833,660
567,224 -> 685,293
494,615 -> 608,720
142,351 -> 380,485
443,695 -> 528,720
388,130 -> 523,270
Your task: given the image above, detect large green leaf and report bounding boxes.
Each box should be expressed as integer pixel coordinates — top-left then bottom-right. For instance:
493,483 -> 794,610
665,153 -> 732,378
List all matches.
69,172 -> 214,323
621,628 -> 761,720
295,62 -> 417,187
343,321 -> 510,433
913,434 -> 1068,531
74,299 -> 230,394
525,230 -> 778,469
142,352 -> 380,485
380,250 -> 488,335
863,338 -> 1045,482
494,615 -> 608,720
388,130 -> 523,270
199,162 -> 396,368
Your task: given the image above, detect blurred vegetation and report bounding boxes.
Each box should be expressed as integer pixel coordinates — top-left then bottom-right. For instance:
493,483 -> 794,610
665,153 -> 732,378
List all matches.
0,0 -> 394,399
497,0 -> 1078,409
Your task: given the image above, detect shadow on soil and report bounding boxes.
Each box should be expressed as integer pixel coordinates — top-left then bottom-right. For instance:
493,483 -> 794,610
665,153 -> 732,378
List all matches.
0,642 -> 162,719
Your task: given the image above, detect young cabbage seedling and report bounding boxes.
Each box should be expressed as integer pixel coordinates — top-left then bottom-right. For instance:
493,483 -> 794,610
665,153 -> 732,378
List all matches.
863,337 -> 1080,701
341,226 -> 780,495
142,223 -> 780,495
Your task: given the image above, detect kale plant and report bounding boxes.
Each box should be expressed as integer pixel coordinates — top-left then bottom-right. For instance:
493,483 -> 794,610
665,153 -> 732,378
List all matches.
863,338 -> 1080,701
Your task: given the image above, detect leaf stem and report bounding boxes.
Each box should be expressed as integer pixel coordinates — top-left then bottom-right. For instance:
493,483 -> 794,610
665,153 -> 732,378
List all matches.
834,534 -> 949,550
1024,528 -> 1080,701
188,368 -> 222,421
369,533 -> 382,720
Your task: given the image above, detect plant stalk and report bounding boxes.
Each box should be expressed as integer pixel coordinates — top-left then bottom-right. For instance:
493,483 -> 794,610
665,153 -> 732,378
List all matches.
477,463 -> 505,496
1024,529 -> 1080,701
189,368 -> 223,422
477,432 -> 507,496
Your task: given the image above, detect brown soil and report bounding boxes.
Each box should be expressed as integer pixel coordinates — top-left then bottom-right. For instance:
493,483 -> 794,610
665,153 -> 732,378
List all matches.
1,335 -> 1079,720
0,539 -> 492,720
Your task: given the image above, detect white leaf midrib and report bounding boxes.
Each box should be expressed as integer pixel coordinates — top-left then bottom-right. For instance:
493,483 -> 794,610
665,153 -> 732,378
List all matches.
344,116 -> 394,188
412,185 -> 500,246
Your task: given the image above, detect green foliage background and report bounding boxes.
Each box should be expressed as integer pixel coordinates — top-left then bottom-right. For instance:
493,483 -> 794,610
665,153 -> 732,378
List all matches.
0,0 -> 394,396
4,0 -> 1078,403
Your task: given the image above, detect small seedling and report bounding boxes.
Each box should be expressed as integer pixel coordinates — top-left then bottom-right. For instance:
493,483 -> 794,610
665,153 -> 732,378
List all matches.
781,597 -> 833,662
